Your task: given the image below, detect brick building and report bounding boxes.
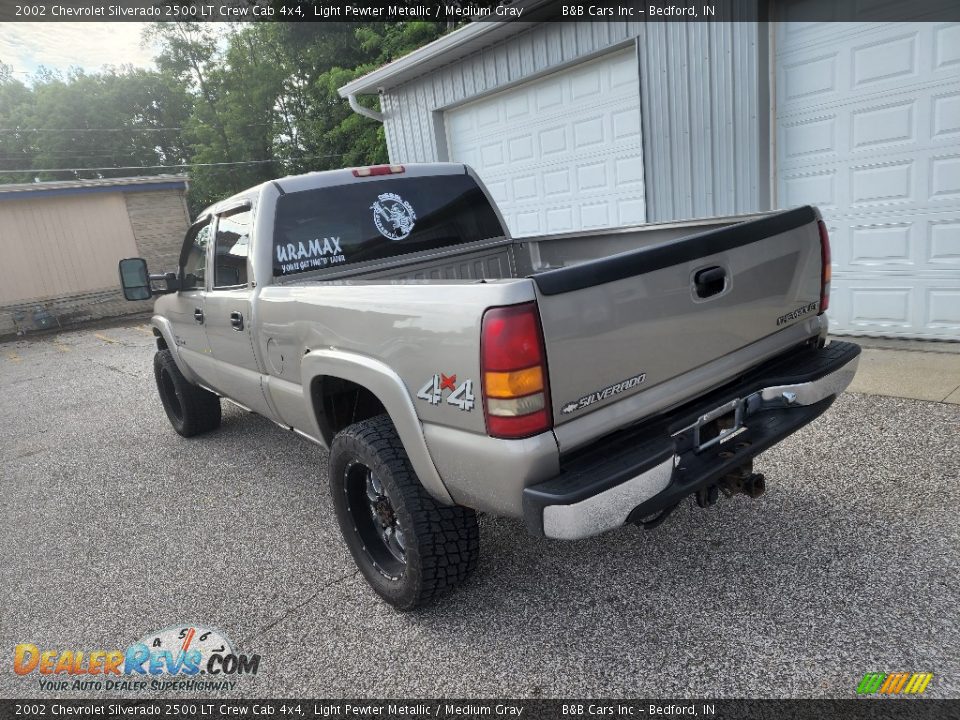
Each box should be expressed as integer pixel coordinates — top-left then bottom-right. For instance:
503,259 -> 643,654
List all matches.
0,175 -> 189,335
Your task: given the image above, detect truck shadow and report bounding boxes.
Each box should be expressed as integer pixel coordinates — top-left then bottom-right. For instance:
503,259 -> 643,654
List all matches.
389,479 -> 952,694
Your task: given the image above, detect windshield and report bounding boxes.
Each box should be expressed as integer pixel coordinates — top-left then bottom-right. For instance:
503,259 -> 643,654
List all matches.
272,173 -> 505,277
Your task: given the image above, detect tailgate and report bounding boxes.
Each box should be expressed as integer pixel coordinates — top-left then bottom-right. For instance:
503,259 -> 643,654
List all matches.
532,206 -> 824,425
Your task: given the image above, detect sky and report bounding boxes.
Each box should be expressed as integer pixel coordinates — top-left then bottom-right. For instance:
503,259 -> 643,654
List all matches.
0,23 -> 159,80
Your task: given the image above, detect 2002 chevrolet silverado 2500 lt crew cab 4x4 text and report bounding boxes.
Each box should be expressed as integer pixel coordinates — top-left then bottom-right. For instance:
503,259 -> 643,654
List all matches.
119,163 -> 860,609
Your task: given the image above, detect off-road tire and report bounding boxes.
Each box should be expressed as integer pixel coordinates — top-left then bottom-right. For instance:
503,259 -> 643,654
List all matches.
153,349 -> 221,437
329,414 -> 480,610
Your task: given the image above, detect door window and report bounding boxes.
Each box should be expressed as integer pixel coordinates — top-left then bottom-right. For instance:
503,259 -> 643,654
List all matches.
214,208 -> 252,288
180,221 -> 212,291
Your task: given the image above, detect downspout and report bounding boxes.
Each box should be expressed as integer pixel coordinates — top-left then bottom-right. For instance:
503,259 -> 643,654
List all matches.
348,93 -> 384,123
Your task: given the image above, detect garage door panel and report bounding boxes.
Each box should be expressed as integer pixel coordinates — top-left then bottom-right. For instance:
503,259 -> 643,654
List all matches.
777,81 -> 960,170
459,95 -> 642,166
934,23 -> 960,70
931,152 -> 960,200
777,24 -> 960,110
777,19 -> 960,339
933,90 -> 960,139
850,31 -> 919,89
501,193 -> 647,237
830,278 -> 960,339
825,210 -> 960,273
446,48 -> 644,238
479,150 -> 645,232
930,217 -> 960,265
928,288 -> 960,331
781,148 -> 960,218
477,147 -> 644,192
778,52 -> 840,106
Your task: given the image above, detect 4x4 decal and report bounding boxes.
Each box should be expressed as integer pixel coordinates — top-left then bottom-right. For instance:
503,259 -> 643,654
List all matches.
417,373 -> 475,411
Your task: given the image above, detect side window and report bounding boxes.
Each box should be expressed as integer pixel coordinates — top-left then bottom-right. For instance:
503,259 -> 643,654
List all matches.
181,221 -> 212,291
214,208 -> 251,288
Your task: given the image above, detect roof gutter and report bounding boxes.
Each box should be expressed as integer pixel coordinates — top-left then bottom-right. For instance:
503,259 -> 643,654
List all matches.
348,93 -> 384,123
338,21 -> 512,99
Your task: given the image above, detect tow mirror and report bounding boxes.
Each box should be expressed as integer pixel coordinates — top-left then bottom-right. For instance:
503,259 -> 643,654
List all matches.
119,258 -> 180,300
119,258 -> 151,301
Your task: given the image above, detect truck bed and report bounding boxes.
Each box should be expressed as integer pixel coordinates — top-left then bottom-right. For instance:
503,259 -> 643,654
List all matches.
277,206 -> 825,443
277,212 -> 765,284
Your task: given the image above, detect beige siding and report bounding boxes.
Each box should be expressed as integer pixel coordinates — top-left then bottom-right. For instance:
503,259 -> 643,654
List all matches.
0,192 -> 139,305
124,189 -> 190,274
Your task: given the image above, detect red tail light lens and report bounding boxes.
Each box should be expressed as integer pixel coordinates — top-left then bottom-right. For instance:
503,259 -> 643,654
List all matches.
818,220 -> 831,314
481,302 -> 552,439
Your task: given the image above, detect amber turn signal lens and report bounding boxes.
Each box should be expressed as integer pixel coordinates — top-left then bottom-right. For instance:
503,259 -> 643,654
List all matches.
484,366 -> 544,398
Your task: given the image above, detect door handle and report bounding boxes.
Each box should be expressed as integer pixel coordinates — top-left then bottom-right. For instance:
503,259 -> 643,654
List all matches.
694,266 -> 727,299
230,311 -> 244,331
194,308 -> 204,323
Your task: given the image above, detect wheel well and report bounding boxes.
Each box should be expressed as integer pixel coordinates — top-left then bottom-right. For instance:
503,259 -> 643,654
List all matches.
153,329 -> 168,351
313,377 -> 387,440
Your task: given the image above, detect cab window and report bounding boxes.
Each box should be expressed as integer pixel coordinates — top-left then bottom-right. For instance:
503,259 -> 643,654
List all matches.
180,221 -> 212,291
272,174 -> 504,277
214,208 -> 251,288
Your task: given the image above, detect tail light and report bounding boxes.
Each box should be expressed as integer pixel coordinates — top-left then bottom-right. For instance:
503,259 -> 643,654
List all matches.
352,164 -> 405,177
480,302 -> 552,439
817,220 -> 831,314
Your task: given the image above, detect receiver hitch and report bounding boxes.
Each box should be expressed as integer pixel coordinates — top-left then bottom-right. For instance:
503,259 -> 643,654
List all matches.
718,460 -> 766,499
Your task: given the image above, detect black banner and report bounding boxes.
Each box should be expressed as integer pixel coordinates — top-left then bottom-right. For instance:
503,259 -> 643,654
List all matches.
2,700 -> 959,720
1,0 -> 959,23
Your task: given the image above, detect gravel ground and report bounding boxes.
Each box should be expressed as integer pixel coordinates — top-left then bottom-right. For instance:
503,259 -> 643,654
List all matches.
1,320 -> 957,699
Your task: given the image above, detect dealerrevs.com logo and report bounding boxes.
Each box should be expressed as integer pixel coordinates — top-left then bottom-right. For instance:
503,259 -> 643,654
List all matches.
13,625 -> 260,692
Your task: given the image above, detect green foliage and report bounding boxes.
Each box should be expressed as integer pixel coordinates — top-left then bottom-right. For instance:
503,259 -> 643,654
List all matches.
0,23 -> 451,213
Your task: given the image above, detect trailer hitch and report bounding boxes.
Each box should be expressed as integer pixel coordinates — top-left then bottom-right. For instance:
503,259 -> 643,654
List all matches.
718,460 -> 766,499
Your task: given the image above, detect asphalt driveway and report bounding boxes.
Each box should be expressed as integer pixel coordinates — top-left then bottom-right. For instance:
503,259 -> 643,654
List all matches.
1,320 -> 957,699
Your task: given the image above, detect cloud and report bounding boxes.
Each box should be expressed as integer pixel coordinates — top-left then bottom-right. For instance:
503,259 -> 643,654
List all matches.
0,22 -> 158,79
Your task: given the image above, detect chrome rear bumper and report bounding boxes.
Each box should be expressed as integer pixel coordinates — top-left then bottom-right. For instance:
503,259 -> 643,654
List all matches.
525,341 -> 861,540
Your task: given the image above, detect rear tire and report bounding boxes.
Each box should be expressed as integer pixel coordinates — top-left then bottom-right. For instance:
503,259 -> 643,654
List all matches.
153,349 -> 221,437
329,414 -> 479,610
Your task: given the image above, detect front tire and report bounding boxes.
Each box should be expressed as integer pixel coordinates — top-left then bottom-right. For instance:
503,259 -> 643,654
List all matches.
329,415 -> 479,610
153,350 -> 221,437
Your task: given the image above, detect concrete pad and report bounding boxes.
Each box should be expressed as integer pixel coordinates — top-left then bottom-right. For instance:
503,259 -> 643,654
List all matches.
847,347 -> 960,403
845,336 -> 960,354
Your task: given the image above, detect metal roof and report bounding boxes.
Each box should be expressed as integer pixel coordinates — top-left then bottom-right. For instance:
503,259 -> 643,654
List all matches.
0,175 -> 189,201
336,0 -> 567,99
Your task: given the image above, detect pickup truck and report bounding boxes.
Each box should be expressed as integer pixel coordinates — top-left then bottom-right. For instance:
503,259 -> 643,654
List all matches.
118,163 -> 860,610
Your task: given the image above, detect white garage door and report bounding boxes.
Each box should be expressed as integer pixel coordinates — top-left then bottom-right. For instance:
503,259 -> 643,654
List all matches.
445,48 -> 645,238
776,21 -> 960,339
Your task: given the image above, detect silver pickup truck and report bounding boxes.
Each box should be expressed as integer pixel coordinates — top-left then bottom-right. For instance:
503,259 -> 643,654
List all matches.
119,163 -> 860,609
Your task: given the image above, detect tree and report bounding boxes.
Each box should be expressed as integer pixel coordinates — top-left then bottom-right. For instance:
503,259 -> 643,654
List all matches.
0,63 -> 35,183
0,63 -> 192,184
0,22 -> 454,212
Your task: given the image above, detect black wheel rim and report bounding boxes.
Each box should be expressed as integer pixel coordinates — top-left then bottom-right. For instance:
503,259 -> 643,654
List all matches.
159,369 -> 183,422
344,460 -> 407,579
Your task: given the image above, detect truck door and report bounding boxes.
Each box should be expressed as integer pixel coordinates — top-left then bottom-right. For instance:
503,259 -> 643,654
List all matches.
203,205 -> 273,416
168,219 -> 217,386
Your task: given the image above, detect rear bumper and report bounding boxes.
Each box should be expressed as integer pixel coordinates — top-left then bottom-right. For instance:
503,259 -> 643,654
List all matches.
522,340 -> 861,540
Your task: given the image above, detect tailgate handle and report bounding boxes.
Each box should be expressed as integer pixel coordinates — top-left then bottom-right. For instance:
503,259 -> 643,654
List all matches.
694,266 -> 727,299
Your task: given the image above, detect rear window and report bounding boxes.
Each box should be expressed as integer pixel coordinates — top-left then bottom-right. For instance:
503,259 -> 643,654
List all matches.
272,174 -> 505,276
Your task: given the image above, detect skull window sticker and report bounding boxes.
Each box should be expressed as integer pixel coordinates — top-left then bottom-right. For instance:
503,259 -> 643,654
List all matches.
371,192 -> 417,241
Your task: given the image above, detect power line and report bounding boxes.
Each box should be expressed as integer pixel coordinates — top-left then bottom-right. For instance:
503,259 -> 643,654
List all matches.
0,152 -> 164,159
0,151 -> 187,160
0,155 -> 343,174
0,123 -> 276,133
